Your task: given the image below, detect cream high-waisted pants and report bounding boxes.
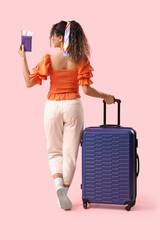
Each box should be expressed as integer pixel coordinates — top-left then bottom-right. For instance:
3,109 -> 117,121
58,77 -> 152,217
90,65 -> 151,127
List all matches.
43,98 -> 84,185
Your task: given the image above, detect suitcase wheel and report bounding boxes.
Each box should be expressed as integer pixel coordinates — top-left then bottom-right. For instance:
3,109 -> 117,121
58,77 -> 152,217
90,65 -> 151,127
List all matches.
126,205 -> 131,211
82,198 -> 90,209
125,200 -> 135,211
83,202 -> 87,209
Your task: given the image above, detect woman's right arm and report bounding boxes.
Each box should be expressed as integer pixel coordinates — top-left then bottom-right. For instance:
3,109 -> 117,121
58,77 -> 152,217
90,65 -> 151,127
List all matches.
81,85 -> 115,104
22,55 -> 36,88
18,45 -> 36,88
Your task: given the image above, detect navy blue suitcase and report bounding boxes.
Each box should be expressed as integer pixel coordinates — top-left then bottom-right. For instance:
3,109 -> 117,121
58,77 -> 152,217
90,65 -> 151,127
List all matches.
80,99 -> 139,211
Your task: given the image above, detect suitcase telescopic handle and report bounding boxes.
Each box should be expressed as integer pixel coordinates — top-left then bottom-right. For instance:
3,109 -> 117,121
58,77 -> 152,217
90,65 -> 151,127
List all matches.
102,98 -> 121,127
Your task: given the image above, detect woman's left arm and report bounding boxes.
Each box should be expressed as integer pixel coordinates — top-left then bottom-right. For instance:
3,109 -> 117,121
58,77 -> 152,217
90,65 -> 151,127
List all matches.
18,45 -> 36,88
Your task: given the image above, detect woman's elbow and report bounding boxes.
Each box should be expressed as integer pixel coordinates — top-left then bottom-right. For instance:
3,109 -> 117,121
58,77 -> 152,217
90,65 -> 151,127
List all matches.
26,82 -> 31,88
82,85 -> 90,95
26,80 -> 36,88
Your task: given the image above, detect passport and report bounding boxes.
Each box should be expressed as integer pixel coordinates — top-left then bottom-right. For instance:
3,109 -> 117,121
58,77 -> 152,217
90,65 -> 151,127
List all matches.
21,30 -> 33,52
21,35 -> 32,52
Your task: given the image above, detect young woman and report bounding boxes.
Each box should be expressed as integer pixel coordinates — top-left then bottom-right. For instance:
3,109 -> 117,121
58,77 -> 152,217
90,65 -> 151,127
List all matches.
18,20 -> 115,210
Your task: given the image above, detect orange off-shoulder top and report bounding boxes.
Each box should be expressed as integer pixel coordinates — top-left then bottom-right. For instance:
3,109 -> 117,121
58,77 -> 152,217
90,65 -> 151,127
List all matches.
29,54 -> 94,100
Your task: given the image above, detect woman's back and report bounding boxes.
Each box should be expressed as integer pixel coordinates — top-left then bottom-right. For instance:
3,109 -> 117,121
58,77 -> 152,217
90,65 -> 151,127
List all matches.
50,51 -> 77,70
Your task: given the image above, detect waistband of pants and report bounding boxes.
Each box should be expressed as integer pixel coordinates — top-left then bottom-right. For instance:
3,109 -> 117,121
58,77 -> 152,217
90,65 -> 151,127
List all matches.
46,97 -> 82,104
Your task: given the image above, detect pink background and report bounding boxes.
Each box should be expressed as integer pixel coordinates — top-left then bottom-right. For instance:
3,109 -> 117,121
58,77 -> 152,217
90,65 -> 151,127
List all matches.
1,0 -> 160,239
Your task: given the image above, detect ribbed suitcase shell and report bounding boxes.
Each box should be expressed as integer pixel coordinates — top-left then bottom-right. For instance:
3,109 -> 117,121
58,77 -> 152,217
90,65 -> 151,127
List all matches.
81,126 -> 138,210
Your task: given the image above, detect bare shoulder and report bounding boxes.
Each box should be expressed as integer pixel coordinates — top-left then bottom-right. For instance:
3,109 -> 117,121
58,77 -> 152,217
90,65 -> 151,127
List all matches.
50,51 -> 77,70
50,53 -> 58,62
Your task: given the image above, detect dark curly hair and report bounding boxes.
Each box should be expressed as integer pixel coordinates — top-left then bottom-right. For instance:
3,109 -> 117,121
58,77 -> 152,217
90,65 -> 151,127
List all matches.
49,20 -> 91,64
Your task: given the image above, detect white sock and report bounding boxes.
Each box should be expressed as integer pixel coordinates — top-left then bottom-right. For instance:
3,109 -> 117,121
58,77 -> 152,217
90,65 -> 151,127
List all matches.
54,177 -> 63,191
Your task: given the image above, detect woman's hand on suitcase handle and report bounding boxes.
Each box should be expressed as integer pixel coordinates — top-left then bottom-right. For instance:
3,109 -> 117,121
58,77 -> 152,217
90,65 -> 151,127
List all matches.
103,94 -> 115,104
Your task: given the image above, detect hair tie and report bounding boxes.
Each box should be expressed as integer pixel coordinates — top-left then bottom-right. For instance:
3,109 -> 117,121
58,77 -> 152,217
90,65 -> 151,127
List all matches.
63,21 -> 71,57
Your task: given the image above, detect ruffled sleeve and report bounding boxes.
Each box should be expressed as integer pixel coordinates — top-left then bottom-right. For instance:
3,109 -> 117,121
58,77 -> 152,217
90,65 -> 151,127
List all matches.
29,54 -> 51,85
77,56 -> 94,85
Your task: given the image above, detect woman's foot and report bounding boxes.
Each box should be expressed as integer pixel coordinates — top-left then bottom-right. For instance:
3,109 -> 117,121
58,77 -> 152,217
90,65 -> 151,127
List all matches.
53,177 -> 71,210
57,187 -> 72,210
57,198 -> 62,208
57,187 -> 69,208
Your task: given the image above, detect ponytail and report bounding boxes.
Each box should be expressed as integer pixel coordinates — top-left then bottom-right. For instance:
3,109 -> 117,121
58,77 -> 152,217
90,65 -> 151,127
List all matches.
49,20 -> 91,63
